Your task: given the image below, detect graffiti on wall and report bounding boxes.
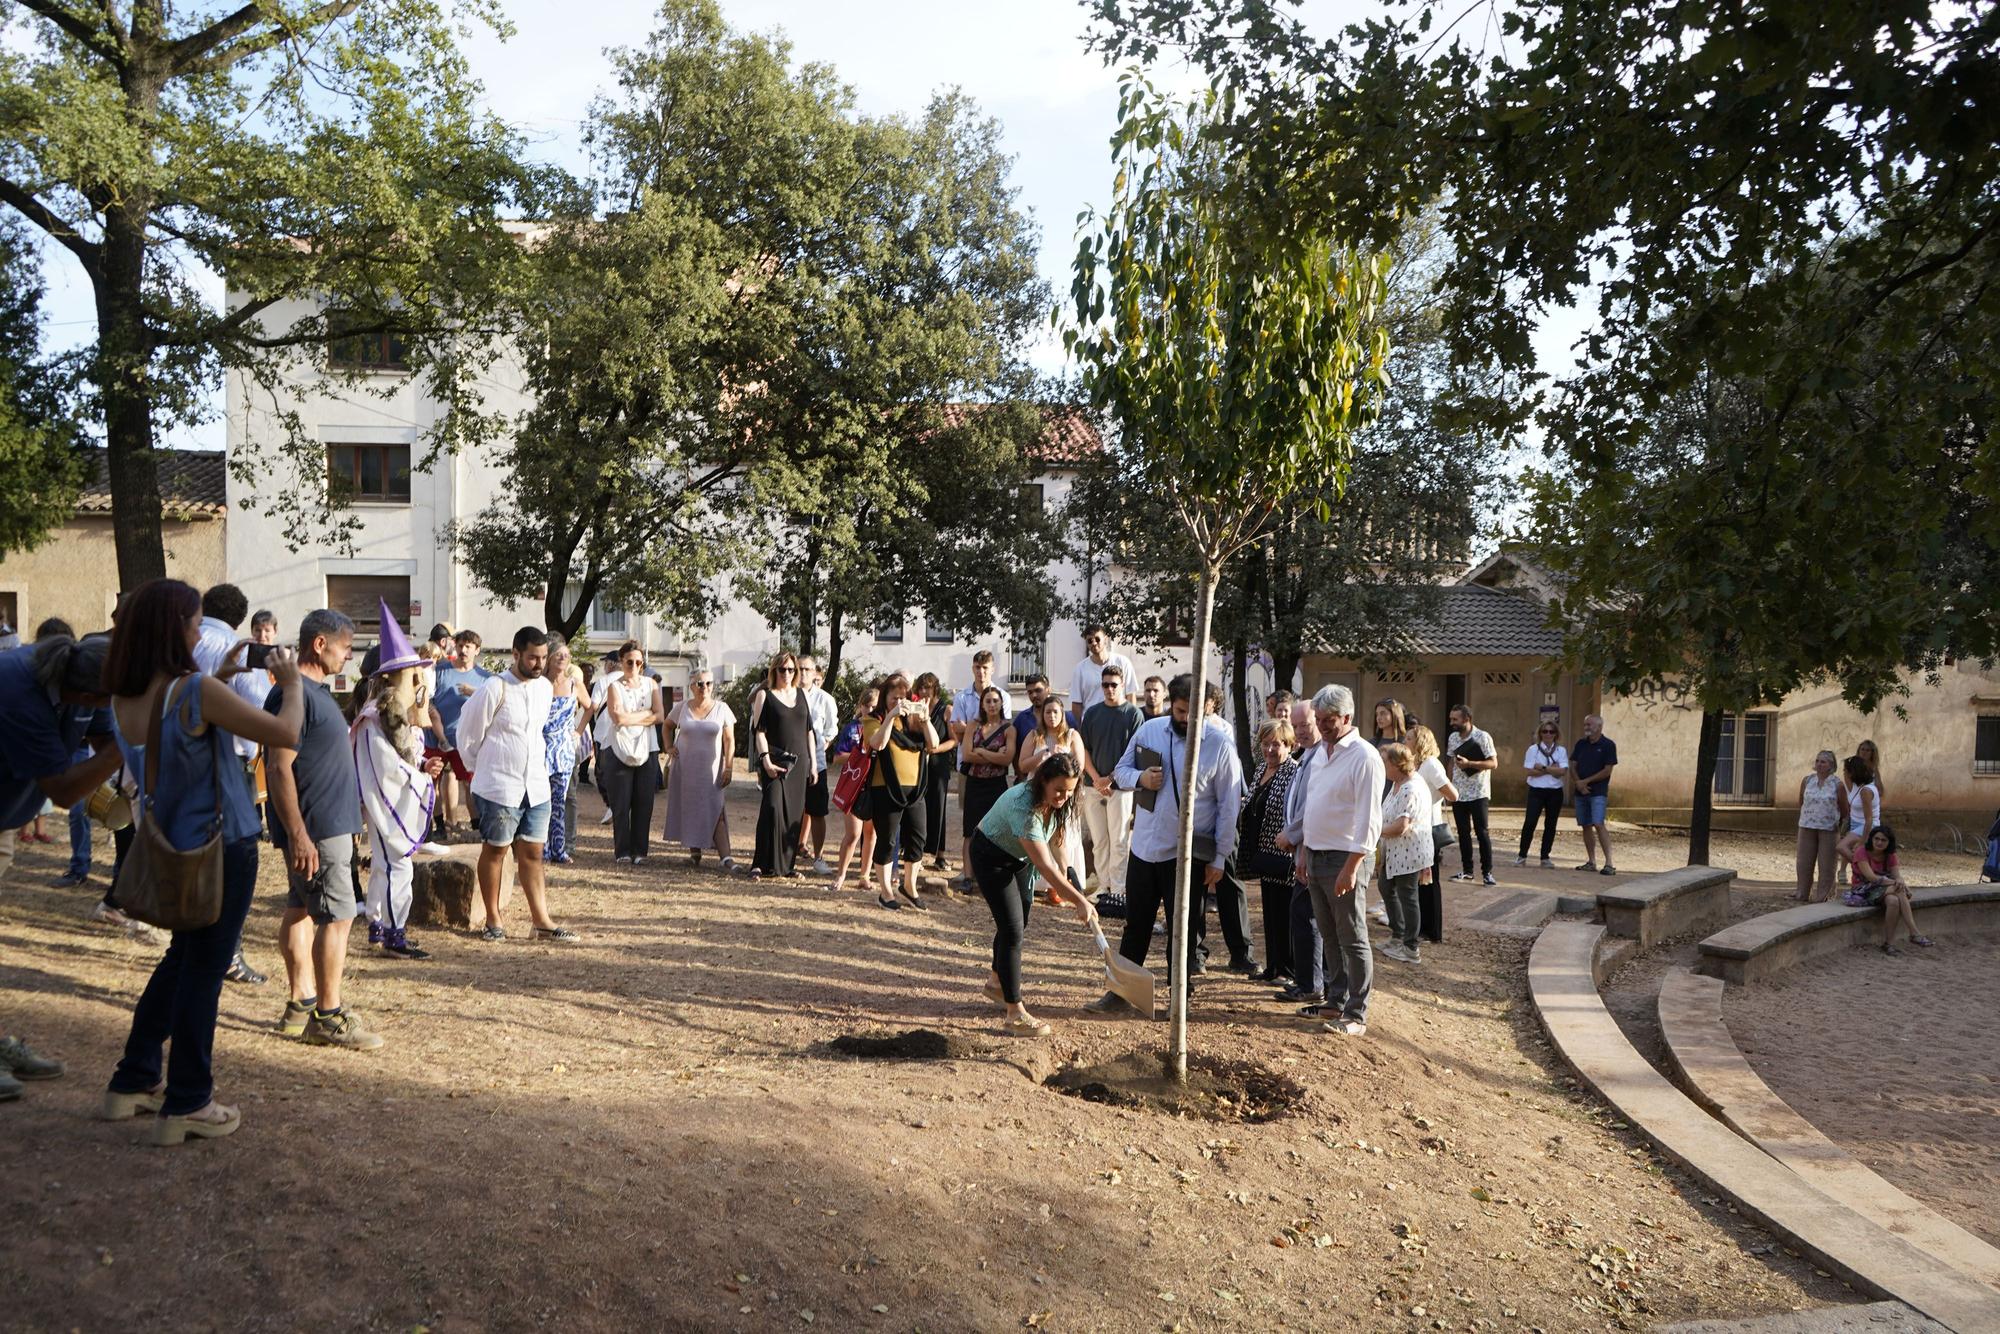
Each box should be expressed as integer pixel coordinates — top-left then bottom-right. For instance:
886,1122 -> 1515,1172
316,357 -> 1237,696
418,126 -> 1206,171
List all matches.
1626,678 -> 1696,712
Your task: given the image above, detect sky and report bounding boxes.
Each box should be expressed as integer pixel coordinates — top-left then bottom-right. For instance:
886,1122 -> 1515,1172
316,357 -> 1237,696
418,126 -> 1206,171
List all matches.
23,0 -> 1584,452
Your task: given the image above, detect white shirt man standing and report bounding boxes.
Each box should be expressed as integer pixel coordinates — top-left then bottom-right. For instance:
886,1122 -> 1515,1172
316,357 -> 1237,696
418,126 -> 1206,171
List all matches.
1292,683 -> 1382,1037
457,626 -> 575,944
1067,624 -> 1137,725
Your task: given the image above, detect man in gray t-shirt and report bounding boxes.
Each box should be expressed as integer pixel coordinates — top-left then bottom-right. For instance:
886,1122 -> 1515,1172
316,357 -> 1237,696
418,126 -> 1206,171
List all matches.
1077,667 -> 1142,895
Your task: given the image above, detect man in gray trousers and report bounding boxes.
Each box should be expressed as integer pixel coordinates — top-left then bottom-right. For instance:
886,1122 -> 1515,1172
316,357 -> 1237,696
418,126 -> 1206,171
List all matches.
1282,683 -> 1382,1037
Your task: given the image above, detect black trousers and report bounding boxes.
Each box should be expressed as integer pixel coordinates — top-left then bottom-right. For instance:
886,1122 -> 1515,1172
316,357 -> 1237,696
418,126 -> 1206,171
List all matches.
1520,787 -> 1563,859
1117,854 -> 1201,982
921,766 -> 951,857
1454,797 -> 1493,875
1206,855 -> 1256,966
970,831 -> 1035,1003
1258,877 -> 1293,978
872,796 -> 927,867
601,758 -> 660,860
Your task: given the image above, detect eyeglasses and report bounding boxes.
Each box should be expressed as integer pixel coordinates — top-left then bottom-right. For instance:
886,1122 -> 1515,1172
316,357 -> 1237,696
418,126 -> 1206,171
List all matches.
691,680 -> 712,688
776,666 -> 795,675
623,657 -> 643,665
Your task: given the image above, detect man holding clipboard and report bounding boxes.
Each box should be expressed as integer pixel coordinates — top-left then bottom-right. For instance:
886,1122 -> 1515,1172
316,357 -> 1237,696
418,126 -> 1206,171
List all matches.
1084,674 -> 1242,1014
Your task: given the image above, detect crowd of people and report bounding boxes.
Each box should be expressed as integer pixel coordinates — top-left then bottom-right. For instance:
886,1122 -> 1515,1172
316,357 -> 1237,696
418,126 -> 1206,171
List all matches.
0,591 -> 1948,1131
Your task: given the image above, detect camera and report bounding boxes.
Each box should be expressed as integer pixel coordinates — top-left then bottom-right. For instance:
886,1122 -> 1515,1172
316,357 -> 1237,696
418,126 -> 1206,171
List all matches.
245,643 -> 273,669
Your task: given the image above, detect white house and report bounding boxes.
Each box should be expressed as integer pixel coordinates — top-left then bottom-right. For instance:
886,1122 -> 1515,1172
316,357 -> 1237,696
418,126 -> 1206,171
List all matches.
223,294 -> 1217,705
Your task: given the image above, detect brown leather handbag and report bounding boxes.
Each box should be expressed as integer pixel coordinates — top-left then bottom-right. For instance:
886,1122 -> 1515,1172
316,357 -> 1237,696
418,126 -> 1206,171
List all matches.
119,676 -> 226,932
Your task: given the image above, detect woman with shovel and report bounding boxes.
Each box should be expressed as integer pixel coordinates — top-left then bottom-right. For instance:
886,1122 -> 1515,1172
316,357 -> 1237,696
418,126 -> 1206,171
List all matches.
970,751 -> 1099,1037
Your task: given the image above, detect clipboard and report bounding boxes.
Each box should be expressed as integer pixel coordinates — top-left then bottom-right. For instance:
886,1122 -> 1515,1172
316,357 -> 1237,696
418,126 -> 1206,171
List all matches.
1134,745 -> 1163,811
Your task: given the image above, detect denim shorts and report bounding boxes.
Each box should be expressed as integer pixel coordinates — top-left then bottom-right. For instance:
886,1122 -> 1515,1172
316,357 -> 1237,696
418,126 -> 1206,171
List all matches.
1574,793 -> 1607,827
473,793 -> 552,847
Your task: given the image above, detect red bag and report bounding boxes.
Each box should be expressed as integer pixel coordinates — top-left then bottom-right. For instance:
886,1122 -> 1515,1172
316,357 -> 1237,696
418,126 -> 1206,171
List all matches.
832,746 -> 873,813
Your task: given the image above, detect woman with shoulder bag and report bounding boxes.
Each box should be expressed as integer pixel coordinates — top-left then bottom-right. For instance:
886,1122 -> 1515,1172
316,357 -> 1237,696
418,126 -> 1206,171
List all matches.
829,687 -> 880,893
101,579 -> 304,1146
866,673 -> 938,909
600,640 -> 664,865
749,650 -> 812,880
1241,717 -> 1302,984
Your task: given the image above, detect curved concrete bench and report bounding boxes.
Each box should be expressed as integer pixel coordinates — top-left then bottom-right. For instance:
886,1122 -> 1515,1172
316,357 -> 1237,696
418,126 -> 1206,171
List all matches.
1658,967 -> 2000,1291
1697,886 -> 2000,986
1528,922 -> 2000,1331
1598,865 -> 1735,949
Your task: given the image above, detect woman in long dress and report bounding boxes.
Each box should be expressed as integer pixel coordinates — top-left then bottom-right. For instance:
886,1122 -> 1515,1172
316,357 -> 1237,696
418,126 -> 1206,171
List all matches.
749,650 -> 811,879
663,670 -> 736,870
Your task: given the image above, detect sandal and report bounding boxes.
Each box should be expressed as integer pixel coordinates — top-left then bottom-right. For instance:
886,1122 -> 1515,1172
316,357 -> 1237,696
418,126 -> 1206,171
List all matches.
718,857 -> 738,875
1881,943 -> 1903,957
1004,1016 -> 1051,1038
100,1082 -> 166,1121
153,1100 -> 240,1147
689,850 -> 702,868
530,925 -> 579,943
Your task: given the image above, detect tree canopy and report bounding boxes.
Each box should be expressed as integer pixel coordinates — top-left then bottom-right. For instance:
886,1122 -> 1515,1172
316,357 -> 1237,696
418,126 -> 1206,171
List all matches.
0,217 -> 84,555
0,0 -> 548,585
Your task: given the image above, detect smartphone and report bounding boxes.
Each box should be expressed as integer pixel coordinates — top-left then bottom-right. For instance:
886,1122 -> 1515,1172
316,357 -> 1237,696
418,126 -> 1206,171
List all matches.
245,643 -> 273,669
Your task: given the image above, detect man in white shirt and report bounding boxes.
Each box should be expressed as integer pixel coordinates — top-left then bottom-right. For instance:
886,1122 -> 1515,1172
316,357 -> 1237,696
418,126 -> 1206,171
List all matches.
1292,683 -> 1383,1037
1067,624 -> 1137,725
799,656 -> 840,874
457,626 -> 576,944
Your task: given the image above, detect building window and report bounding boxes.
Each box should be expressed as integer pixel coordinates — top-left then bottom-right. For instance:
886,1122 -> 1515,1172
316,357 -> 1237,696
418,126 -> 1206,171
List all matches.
1976,715 -> 2000,776
326,311 -> 409,372
1008,637 -> 1045,684
924,617 -> 954,645
591,597 -> 629,635
1018,483 -> 1044,515
1712,712 -> 1774,806
327,444 -> 412,503
874,606 -> 904,643
325,574 -> 412,636
1375,670 -> 1418,685
1482,671 -> 1522,686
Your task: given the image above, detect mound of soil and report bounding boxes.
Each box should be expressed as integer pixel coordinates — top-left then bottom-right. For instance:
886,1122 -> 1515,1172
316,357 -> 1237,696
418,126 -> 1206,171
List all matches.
1045,1049 -> 1308,1123
827,1029 -> 985,1060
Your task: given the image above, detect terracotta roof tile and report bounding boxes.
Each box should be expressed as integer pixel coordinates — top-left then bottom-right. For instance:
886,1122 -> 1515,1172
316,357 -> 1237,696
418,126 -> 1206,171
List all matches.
934,404 -> 1102,468
73,447 -> 228,518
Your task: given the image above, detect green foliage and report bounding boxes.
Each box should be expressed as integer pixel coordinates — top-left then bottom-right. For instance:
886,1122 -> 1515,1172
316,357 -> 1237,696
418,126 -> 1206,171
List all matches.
452,2 -> 1051,659
0,0 -> 552,584
0,218 -> 84,553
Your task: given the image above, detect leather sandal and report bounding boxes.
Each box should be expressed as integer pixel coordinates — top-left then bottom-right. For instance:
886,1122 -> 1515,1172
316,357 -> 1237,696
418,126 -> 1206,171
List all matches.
1004,1016 -> 1051,1038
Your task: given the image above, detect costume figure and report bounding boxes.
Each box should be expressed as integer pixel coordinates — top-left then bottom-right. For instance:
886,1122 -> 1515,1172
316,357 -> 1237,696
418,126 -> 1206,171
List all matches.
352,600 -> 438,960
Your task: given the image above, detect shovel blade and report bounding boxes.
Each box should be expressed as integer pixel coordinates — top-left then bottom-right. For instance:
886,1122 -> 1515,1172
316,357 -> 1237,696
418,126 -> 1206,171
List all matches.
1103,947 -> 1156,1016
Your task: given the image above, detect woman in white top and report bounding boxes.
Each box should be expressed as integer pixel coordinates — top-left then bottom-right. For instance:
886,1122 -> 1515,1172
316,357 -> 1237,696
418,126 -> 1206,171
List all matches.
1402,723 -> 1458,945
1836,753 -> 1879,871
1515,720 -> 1568,868
1794,749 -> 1847,902
600,639 -> 665,864
1018,695 -> 1088,889
1377,743 -> 1435,964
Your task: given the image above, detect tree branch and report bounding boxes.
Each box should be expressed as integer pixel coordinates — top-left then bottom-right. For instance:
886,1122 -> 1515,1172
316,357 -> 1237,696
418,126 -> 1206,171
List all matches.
14,0 -> 126,67
168,0 -> 362,76
0,178 -> 102,280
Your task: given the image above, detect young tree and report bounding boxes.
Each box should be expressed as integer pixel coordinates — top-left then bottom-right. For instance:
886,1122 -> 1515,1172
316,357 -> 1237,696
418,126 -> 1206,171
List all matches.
0,218 -> 85,554
0,0 -> 545,586
1065,78 -> 1391,1080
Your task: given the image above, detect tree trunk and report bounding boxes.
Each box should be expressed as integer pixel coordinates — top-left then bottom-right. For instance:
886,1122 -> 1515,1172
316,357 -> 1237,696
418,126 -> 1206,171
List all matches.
97,202 -> 168,588
1271,650 -> 1301,701
826,605 -> 846,683
1166,561 -> 1218,1084
1688,707 -> 1723,866
1229,627 -> 1253,773
796,535 -> 819,652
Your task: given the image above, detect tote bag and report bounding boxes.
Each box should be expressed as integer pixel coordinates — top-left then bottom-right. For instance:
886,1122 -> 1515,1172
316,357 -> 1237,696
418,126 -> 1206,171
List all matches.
119,676 -> 226,932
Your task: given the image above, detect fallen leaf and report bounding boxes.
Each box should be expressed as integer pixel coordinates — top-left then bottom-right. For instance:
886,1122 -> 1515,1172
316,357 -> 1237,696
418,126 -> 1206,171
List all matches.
871,1306 -> 889,1315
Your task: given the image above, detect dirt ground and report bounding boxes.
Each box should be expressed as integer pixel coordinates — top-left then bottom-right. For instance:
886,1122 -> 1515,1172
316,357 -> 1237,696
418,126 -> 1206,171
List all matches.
1723,940 -> 2000,1252
0,791 -> 1891,1331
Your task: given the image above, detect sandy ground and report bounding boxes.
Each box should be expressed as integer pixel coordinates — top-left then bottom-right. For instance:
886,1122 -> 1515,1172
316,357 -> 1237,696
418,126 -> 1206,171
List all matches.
1722,940 -> 2000,1251
0,784 -> 1882,1331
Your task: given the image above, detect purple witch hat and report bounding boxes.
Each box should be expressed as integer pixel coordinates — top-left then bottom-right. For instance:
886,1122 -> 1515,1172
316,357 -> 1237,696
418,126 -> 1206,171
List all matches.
373,598 -> 423,674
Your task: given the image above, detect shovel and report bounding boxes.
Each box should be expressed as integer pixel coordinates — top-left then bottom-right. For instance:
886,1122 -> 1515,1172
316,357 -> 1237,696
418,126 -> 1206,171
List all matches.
1093,927 -> 1156,1016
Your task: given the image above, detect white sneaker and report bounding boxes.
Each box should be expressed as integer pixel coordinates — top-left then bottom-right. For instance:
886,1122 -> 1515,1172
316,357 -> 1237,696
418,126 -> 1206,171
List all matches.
1539,858 -> 1555,869
1511,855 -> 1527,866
813,858 -> 832,876
1322,1019 -> 1367,1037
88,901 -> 128,928
599,809 -> 614,826
1368,907 -> 1389,926
124,918 -> 168,947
